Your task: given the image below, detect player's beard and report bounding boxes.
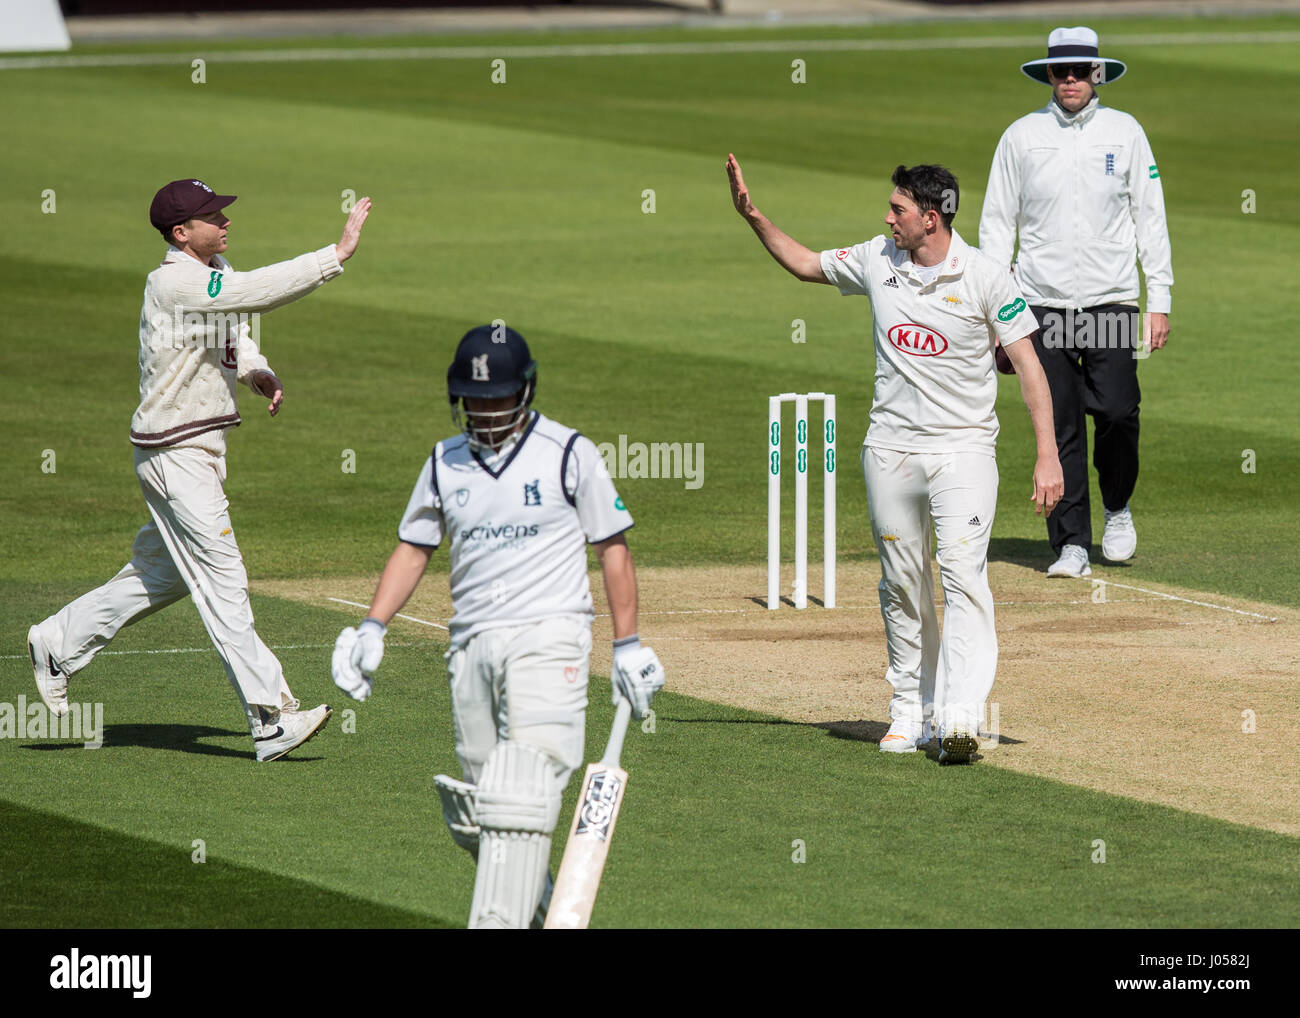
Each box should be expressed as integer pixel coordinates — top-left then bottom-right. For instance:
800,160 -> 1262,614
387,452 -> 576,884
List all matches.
892,225 -> 923,253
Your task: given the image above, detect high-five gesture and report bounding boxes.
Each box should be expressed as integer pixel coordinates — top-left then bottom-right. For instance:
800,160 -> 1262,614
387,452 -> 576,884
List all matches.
725,153 -> 826,283
336,196 -> 372,263
726,153 -> 758,221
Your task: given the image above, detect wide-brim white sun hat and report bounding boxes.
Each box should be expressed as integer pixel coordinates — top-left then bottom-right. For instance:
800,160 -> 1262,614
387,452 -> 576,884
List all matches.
1021,26 -> 1127,85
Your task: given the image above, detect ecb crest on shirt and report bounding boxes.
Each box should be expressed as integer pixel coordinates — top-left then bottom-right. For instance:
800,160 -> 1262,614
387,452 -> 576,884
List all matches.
456,488 -> 470,507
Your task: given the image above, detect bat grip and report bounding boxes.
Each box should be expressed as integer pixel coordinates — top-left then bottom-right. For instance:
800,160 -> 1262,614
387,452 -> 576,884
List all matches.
601,698 -> 634,767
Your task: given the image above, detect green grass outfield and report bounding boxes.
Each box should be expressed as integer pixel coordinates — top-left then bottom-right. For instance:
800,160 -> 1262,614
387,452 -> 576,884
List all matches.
1,14 -> 1297,928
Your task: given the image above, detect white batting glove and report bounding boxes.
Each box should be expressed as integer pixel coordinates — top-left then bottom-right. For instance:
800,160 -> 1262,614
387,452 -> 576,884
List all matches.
353,618 -> 386,677
332,627 -> 369,701
611,636 -> 665,720
332,618 -> 386,701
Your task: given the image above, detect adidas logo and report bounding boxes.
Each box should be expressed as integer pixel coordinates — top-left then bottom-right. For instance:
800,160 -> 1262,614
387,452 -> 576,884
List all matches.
883,276 -> 900,288
968,516 -> 980,526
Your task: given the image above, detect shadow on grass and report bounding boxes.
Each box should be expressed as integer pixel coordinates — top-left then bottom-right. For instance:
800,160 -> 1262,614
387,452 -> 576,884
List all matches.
661,716 -> 1023,752
661,717 -> 805,725
990,537 -> 1140,573
745,594 -> 827,608
749,538 -> 1129,599
20,724 -> 322,762
989,536 -> 1064,569
0,798 -> 452,928
816,719 -> 1023,748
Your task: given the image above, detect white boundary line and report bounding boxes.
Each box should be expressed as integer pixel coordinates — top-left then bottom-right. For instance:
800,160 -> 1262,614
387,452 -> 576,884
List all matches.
3,30 -> 1299,71
327,596 -> 449,631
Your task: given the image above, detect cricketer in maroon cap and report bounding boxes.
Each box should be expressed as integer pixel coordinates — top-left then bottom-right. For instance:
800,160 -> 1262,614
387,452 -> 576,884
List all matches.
149,178 -> 238,245
26,183 -> 373,763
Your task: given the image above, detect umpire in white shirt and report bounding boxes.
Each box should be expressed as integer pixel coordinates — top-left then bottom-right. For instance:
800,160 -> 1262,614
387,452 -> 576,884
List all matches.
980,27 -> 1173,577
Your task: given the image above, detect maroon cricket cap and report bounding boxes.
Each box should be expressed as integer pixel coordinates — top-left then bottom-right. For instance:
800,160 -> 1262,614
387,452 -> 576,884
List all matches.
149,179 -> 237,241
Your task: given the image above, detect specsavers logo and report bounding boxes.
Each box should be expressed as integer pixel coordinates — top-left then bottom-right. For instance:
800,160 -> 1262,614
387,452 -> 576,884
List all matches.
997,298 -> 1026,322
887,323 -> 949,357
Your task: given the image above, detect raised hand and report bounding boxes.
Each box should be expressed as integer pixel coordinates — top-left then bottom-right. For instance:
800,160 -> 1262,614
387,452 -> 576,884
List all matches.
336,197 -> 372,263
726,154 -> 757,220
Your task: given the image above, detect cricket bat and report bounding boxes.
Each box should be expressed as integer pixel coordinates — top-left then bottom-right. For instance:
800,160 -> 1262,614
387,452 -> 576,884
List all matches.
544,697 -> 634,929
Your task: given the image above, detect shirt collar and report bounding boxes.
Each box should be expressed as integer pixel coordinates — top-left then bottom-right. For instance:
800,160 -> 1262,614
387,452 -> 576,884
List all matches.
889,229 -> 970,281
162,244 -> 224,268
1048,93 -> 1100,127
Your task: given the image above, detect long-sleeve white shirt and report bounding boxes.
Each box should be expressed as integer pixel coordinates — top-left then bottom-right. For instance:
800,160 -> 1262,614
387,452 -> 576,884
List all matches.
979,96 -> 1172,314
130,244 -> 342,455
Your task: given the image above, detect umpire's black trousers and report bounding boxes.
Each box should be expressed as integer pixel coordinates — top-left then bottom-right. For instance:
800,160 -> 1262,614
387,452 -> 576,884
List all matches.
1029,304 -> 1142,554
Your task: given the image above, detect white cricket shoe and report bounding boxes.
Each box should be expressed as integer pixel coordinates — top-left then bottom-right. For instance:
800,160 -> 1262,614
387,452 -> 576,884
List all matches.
938,728 -> 979,765
879,719 -> 922,753
254,704 -> 332,762
1102,504 -> 1137,562
28,625 -> 68,718
1047,544 -> 1092,578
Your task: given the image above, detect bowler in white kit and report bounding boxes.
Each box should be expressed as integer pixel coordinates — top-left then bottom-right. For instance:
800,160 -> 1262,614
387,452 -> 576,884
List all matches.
727,156 -> 1064,762
27,178 -> 371,763
331,324 -> 664,927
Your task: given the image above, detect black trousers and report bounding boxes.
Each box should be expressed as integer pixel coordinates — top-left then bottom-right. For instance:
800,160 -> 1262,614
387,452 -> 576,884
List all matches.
1029,304 -> 1142,553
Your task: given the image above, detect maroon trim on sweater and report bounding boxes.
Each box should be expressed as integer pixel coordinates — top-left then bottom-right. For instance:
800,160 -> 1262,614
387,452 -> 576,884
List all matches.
130,413 -> 241,448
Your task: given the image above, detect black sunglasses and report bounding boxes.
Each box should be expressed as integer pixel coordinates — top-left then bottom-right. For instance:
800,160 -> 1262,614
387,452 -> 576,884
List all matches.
1049,62 -> 1096,81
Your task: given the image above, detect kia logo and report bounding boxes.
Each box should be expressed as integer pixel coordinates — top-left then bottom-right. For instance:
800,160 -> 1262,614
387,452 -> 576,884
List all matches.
887,323 -> 949,357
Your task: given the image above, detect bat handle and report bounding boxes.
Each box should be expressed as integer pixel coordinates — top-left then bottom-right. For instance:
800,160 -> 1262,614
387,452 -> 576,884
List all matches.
601,698 -> 634,767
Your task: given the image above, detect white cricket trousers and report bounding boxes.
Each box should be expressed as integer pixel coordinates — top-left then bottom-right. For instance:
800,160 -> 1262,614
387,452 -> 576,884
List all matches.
446,615 -> 592,790
36,446 -> 292,721
862,446 -> 999,736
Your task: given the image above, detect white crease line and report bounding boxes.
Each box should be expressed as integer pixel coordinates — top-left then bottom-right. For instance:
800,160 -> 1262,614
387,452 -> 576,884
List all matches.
598,597 -> 1159,617
1,643 -> 335,660
994,598 -> 1160,606
4,31 -> 1298,71
596,608 -> 751,618
328,596 -> 449,631
2,588 -> 1267,661
1069,578 -> 1279,622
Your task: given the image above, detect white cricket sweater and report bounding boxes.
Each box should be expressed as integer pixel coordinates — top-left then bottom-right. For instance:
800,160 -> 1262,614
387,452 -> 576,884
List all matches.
130,244 -> 342,455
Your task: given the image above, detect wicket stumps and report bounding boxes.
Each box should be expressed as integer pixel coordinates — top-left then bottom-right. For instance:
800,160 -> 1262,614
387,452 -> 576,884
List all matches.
768,392 -> 836,609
